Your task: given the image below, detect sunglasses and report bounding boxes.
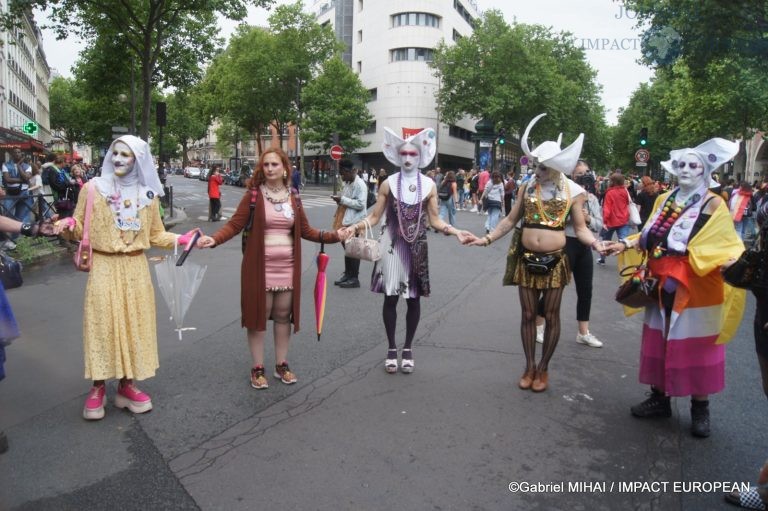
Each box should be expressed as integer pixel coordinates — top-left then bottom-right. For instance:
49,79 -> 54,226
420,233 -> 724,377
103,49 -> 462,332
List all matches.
674,161 -> 701,170
400,151 -> 419,157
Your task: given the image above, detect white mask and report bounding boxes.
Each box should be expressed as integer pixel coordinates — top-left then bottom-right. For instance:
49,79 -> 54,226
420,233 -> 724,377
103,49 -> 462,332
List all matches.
398,143 -> 420,171
111,142 -> 136,177
676,153 -> 706,191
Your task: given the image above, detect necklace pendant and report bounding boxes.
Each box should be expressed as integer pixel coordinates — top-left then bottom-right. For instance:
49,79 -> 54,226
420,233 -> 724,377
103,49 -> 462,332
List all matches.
123,199 -> 132,208
408,184 -> 416,192
274,203 -> 283,212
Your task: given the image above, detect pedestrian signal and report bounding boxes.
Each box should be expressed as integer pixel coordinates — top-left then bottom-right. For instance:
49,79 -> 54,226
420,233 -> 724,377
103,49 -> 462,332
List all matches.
639,127 -> 648,147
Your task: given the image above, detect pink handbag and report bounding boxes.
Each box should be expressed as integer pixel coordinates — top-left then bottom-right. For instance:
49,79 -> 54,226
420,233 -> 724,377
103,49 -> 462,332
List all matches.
73,184 -> 95,272
344,219 -> 381,262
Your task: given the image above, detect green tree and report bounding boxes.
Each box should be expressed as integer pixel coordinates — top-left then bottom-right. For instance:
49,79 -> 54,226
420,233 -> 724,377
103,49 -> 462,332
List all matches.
301,57 -> 373,153
163,89 -> 210,168
8,0 -> 276,140
431,10 -> 609,168
49,77 -> 91,157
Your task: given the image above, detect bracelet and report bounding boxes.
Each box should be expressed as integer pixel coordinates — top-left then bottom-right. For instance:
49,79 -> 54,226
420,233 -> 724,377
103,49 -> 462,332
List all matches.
590,239 -> 600,249
484,234 -> 493,246
619,239 -> 629,249
442,225 -> 452,236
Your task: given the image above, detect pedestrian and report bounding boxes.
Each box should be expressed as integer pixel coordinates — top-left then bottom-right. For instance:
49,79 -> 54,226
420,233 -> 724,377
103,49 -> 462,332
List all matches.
477,167 -> 490,215
609,137 -> 745,438
465,113 -> 605,392
468,169 -> 479,212
28,162 -> 43,218
343,128 -> 471,374
730,181 -> 756,240
332,159 -> 368,289
70,164 -> 87,205
0,214 -> 56,453
455,169 -> 466,210
635,175 -> 659,225
2,148 -> 33,231
725,460 -> 768,510
291,165 -> 302,192
49,156 -> 76,218
535,160 -> 604,347
597,172 -> 632,264
208,166 -> 224,221
481,171 -> 504,232
54,135 -> 200,421
196,148 -> 345,389
504,170 -> 516,216
437,170 -> 457,227
750,189 -> 768,400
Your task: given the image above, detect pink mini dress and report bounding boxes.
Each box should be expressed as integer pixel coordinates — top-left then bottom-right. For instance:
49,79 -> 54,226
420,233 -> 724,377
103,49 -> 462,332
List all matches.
263,201 -> 295,291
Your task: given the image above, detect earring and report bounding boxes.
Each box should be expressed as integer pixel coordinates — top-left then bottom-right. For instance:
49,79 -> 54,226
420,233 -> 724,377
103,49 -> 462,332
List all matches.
283,170 -> 287,178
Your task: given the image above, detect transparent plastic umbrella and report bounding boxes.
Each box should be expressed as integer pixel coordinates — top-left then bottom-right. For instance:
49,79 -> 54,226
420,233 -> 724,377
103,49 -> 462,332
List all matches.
154,240 -> 207,340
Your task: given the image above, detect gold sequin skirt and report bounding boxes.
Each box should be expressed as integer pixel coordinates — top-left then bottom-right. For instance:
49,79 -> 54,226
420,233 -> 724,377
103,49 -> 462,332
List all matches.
83,251 -> 159,381
506,247 -> 571,289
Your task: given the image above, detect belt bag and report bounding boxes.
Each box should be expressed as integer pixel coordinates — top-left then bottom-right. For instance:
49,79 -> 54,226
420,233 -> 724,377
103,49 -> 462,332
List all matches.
5,187 -> 20,196
522,252 -> 560,275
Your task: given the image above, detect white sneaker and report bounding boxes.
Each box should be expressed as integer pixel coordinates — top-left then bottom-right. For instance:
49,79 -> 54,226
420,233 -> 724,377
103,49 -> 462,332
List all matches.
536,324 -> 544,344
576,332 -> 603,348
2,240 -> 16,250
470,207 -> 478,213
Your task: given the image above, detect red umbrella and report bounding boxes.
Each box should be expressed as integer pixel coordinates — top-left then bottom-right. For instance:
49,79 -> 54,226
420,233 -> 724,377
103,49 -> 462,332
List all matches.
314,236 -> 329,341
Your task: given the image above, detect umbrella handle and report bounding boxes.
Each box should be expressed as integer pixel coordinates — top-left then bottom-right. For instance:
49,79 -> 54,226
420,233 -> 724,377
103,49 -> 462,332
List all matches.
320,230 -> 325,253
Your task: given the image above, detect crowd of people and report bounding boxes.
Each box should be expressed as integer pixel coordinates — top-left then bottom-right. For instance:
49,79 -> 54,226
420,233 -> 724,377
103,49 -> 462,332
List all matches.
2,117 -> 767,509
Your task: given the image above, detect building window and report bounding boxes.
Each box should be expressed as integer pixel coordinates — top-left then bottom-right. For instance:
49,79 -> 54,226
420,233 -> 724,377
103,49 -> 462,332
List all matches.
357,61 -> 362,73
449,125 -> 473,142
392,12 -> 440,28
364,120 -> 376,134
391,47 -> 434,62
453,0 -> 475,27
357,30 -> 362,43
368,88 -> 377,101
453,29 -> 463,41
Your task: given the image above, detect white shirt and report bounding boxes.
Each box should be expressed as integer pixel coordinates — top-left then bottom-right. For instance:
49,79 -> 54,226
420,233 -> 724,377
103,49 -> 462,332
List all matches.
387,171 -> 435,205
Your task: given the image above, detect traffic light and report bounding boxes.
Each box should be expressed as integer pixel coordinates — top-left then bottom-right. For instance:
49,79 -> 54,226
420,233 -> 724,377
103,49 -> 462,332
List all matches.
639,127 -> 648,146
22,121 -> 38,135
497,128 -> 506,145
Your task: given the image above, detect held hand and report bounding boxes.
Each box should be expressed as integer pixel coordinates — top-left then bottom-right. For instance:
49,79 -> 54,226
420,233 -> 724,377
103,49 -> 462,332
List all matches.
341,226 -> 356,239
178,228 -> 203,246
720,258 -> 737,272
53,217 -> 76,235
468,237 -> 487,247
196,235 -> 216,248
455,230 -> 475,244
37,220 -> 57,237
335,228 -> 350,242
331,195 -> 341,204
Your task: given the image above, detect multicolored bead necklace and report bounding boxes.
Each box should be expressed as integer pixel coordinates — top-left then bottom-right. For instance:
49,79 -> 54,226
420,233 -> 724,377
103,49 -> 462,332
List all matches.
395,173 -> 423,243
648,190 -> 700,258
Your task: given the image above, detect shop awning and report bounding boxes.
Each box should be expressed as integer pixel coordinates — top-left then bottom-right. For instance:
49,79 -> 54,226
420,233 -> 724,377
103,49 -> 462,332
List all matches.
0,127 -> 45,152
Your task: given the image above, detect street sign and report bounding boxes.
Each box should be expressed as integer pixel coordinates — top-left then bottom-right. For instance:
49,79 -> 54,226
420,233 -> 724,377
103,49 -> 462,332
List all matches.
111,126 -> 129,133
635,149 -> 650,163
636,162 -> 648,167
330,145 -> 344,161
479,141 -> 493,148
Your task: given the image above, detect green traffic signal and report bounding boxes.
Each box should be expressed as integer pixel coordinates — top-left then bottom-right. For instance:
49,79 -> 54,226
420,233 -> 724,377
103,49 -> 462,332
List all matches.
497,128 -> 506,145
639,127 -> 648,146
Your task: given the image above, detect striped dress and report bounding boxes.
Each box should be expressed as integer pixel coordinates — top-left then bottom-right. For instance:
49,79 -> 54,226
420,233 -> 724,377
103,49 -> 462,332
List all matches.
620,192 -> 746,396
371,182 -> 432,299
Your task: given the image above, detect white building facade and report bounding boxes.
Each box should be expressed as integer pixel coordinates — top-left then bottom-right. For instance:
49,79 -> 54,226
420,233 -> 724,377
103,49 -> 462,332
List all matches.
313,0 -> 478,171
0,1 -> 50,158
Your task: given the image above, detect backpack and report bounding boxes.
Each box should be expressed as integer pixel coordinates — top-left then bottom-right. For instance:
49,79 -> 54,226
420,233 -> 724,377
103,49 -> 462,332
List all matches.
437,181 -> 452,200
366,189 -> 376,208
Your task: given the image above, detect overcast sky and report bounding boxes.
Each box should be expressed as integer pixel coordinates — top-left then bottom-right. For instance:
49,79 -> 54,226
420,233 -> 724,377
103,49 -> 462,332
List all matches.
40,0 -> 652,125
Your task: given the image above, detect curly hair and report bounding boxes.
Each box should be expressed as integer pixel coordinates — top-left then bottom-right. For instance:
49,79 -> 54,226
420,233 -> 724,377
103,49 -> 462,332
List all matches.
249,148 -> 291,189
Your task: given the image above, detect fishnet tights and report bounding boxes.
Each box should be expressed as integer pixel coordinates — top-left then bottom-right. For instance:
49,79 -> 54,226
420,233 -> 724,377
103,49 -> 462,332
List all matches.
519,286 -> 565,372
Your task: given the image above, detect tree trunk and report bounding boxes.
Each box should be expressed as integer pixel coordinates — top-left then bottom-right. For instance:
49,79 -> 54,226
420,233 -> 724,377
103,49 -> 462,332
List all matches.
181,141 -> 189,169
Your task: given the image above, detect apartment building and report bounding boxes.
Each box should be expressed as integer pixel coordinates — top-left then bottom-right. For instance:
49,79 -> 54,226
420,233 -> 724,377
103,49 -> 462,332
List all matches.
0,1 -> 50,157
313,0 -> 479,171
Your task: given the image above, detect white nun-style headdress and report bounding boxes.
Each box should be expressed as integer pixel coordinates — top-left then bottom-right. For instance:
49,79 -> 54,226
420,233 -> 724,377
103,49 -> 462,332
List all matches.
521,113 -> 584,175
660,138 -> 740,177
382,127 -> 437,169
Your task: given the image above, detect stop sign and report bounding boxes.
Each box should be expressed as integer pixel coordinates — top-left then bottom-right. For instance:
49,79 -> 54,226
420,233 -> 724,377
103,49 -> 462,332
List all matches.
330,145 -> 344,161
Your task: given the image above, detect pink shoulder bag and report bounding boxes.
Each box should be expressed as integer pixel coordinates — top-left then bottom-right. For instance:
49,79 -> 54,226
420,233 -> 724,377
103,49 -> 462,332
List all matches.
74,184 -> 96,272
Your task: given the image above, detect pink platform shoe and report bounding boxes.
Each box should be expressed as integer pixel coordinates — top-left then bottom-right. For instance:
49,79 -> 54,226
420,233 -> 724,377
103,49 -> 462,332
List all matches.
115,381 -> 153,414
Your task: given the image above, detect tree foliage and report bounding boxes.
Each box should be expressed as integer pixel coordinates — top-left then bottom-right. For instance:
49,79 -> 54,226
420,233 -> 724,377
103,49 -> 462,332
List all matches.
12,0 -> 275,140
431,10 -> 610,168
301,57 -> 373,153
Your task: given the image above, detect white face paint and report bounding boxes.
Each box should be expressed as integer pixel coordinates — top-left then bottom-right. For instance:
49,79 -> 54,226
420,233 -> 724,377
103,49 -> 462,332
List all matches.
111,142 -> 136,177
676,153 -> 706,191
534,163 -> 553,182
398,143 -> 420,171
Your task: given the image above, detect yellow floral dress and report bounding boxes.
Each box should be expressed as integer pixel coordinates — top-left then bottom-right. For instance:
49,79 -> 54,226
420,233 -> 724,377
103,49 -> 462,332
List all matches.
64,182 -> 177,380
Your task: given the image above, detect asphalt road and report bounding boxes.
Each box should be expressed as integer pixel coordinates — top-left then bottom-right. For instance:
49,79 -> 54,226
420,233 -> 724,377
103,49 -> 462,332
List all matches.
0,174 -> 765,510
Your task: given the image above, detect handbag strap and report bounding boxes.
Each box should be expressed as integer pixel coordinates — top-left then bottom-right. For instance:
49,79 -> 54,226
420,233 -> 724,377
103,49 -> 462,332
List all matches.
244,188 -> 259,234
82,183 -> 96,243
362,218 -> 373,239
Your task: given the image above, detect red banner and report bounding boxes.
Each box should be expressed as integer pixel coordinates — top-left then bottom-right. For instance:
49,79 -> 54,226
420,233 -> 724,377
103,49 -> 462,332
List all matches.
402,128 -> 424,139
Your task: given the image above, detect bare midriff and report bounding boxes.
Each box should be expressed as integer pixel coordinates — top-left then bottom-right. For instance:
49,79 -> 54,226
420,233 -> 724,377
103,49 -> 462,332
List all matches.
521,228 -> 566,253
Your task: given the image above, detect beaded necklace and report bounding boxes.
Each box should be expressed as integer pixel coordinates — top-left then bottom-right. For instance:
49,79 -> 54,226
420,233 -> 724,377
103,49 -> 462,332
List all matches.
533,173 -> 571,228
647,189 -> 701,258
395,173 -> 423,243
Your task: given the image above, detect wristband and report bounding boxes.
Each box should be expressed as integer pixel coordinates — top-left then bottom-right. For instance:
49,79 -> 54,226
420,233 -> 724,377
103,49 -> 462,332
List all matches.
484,235 -> 493,246
20,223 -> 36,237
619,239 -> 629,249
442,225 -> 452,236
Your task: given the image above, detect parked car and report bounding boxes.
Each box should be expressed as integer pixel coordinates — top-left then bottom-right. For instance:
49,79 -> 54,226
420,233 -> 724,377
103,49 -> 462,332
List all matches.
199,168 -> 210,181
237,165 -> 252,187
185,167 -> 201,178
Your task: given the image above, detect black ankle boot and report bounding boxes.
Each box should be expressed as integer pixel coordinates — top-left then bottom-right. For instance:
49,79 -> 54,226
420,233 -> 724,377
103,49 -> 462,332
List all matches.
690,399 -> 710,438
630,388 -> 672,418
